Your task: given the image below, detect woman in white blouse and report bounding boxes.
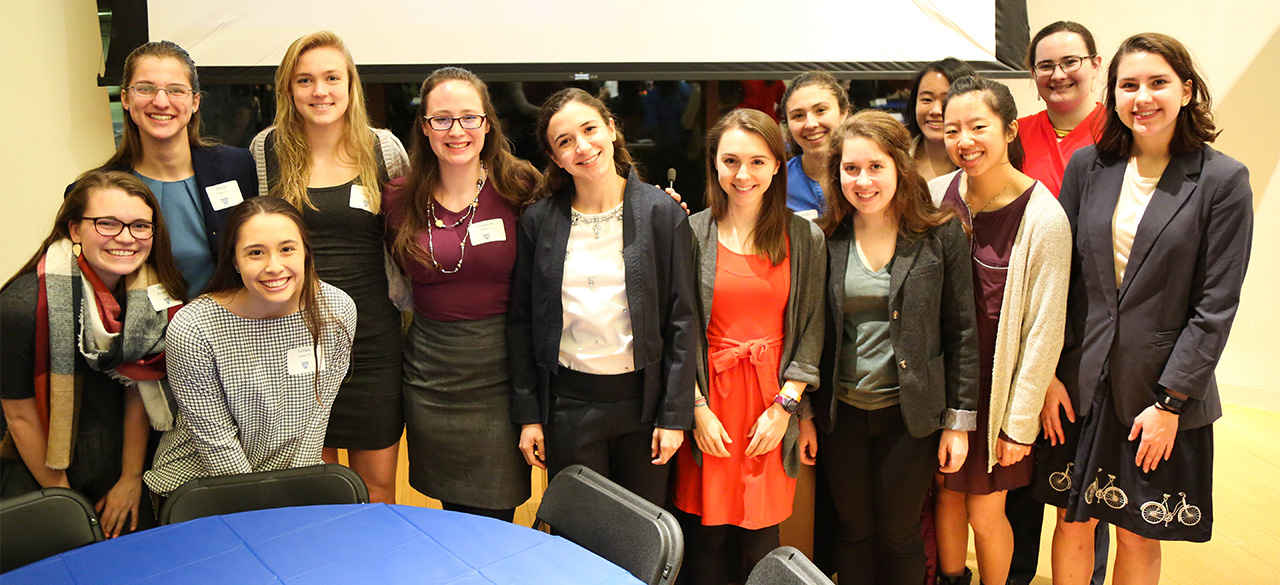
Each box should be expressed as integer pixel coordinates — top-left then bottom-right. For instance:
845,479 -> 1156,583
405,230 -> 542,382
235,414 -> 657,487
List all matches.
507,88 -> 699,504
144,197 -> 355,498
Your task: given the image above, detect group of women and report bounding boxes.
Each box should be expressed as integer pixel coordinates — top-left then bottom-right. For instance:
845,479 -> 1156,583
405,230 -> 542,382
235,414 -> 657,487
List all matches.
0,20 -> 1251,585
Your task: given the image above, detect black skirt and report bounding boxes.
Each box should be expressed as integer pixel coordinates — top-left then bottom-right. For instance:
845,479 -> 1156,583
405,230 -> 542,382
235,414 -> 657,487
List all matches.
1062,382 -> 1214,542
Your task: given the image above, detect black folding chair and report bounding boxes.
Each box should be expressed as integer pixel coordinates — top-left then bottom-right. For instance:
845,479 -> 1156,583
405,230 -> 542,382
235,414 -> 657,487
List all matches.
158,463 -> 368,525
1,487 -> 105,572
534,464 -> 683,585
745,546 -> 834,585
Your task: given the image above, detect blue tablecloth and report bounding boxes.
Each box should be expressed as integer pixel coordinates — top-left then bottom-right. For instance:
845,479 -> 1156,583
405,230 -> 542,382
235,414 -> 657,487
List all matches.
4,504 -> 643,585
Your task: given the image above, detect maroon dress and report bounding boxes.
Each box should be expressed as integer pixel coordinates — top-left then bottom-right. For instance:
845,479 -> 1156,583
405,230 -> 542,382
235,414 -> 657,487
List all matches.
940,174 -> 1036,495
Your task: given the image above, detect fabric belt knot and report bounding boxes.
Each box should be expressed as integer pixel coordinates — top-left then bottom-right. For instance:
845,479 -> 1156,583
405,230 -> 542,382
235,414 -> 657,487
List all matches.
707,332 -> 783,400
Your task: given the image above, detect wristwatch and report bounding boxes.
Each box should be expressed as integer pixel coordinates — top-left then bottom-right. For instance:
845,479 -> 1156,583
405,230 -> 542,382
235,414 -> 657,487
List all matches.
773,393 -> 800,415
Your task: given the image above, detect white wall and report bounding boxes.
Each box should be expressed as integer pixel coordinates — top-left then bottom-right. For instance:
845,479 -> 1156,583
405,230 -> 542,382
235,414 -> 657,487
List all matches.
0,0 -> 116,279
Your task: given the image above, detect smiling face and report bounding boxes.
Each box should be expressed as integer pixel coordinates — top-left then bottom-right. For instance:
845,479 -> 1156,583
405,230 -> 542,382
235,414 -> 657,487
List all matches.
915,71 -> 951,143
234,213 -> 307,317
1034,31 -> 1101,114
1114,51 -> 1191,149
715,127 -> 780,211
69,187 -> 154,290
943,92 -> 1015,177
784,85 -> 845,156
545,100 -> 619,184
290,46 -> 350,129
840,137 -> 898,220
424,79 -> 489,168
122,56 -> 200,145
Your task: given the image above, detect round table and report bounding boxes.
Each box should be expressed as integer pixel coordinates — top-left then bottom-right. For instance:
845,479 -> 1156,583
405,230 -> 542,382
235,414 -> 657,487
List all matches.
4,503 -> 643,585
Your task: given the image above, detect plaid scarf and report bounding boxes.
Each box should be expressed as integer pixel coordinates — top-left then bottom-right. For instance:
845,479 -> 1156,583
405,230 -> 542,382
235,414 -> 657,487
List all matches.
33,239 -> 179,469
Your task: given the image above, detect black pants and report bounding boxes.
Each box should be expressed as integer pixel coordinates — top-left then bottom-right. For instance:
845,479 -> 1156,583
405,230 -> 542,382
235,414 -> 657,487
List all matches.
820,401 -> 938,585
544,369 -> 668,506
674,508 -> 780,585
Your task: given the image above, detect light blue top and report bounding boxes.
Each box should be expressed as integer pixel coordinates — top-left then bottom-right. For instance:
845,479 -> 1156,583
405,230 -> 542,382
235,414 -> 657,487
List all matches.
786,156 -> 825,214
135,174 -> 212,297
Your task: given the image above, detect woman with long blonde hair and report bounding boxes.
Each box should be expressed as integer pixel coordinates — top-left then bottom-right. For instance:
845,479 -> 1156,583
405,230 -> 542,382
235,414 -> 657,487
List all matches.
250,31 -> 407,504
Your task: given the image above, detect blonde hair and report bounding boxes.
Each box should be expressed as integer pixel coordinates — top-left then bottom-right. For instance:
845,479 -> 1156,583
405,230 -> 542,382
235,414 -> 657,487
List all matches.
271,31 -> 383,213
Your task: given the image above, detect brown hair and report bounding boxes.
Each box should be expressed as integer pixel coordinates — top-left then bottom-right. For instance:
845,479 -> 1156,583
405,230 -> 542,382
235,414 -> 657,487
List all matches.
1096,33 -> 1219,157
101,41 -> 216,170
5,170 -> 187,299
818,110 -> 951,238
533,88 -> 637,200
780,71 -> 852,157
1026,21 -> 1098,70
943,76 -> 1025,171
705,109 -> 790,265
270,31 -> 385,213
391,67 -> 541,270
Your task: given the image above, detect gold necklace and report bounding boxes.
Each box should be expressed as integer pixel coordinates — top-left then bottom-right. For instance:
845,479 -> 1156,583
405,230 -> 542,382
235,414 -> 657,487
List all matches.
963,172 -> 1015,218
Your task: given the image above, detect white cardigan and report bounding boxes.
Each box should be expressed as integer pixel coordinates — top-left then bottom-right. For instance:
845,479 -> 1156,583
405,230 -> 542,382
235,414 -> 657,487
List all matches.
929,171 -> 1071,471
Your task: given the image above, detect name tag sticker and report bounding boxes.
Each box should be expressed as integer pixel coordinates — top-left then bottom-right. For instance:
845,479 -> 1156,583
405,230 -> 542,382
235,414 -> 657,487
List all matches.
349,185 -> 371,212
206,181 -> 244,211
467,218 -> 506,245
286,345 -> 325,376
795,209 -> 820,221
146,284 -> 182,311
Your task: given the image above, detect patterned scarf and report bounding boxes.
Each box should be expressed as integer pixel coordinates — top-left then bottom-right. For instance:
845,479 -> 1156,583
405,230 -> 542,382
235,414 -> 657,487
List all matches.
32,239 -> 179,469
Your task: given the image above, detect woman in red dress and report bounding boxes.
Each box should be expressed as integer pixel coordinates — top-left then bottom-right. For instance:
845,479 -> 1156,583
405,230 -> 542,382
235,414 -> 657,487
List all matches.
672,108 -> 824,584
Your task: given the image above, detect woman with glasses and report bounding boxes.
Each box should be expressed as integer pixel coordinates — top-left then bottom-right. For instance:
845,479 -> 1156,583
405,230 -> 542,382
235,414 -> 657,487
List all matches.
3,171 -> 187,537
383,68 -> 541,521
250,31 -> 408,504
1019,22 -> 1105,197
80,41 -> 257,299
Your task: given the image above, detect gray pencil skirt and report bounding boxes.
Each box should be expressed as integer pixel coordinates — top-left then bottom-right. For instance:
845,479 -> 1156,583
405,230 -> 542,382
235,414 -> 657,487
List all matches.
402,312 -> 531,510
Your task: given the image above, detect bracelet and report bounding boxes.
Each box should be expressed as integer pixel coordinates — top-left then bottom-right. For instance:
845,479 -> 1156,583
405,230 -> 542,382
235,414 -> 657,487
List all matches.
1157,390 -> 1186,414
772,393 -> 800,415
694,396 -> 708,408
1154,401 -> 1182,415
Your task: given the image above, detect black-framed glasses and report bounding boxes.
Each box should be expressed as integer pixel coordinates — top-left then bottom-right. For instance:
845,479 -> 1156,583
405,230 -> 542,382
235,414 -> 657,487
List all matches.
125,83 -> 195,100
82,217 -> 155,239
425,114 -> 487,131
1033,55 -> 1096,78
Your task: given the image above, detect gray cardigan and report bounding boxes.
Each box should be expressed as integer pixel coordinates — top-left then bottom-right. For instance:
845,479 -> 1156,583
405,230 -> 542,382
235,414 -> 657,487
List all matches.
688,211 -> 826,478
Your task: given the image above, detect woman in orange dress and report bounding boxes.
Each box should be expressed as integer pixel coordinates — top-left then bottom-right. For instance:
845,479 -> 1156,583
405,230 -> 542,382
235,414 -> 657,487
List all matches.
672,108 -> 824,584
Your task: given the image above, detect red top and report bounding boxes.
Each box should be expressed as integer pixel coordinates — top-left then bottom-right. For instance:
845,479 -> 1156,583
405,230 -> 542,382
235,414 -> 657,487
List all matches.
739,80 -> 787,121
383,177 -> 517,321
1018,104 -> 1104,197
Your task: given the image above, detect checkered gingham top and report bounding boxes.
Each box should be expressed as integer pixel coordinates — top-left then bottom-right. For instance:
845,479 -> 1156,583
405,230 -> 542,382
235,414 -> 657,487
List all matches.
144,282 -> 357,496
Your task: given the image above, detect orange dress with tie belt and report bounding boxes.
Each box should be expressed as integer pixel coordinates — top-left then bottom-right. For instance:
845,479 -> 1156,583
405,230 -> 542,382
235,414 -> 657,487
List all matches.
672,242 -> 793,529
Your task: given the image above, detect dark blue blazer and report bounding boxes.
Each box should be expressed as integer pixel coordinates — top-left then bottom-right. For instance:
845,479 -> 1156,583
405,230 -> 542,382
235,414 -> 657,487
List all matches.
68,144 -> 258,256
507,170 -> 699,430
1057,145 -> 1252,429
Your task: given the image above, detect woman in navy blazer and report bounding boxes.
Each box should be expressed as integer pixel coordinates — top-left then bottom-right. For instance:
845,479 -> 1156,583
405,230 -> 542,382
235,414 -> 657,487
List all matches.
76,41 -> 256,297
1040,33 -> 1252,585
812,110 -> 979,585
508,88 -> 698,505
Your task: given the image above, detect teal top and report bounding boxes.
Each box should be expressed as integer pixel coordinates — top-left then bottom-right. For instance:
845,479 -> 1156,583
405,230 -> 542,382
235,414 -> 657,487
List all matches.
136,173 -> 212,297
837,237 -> 900,409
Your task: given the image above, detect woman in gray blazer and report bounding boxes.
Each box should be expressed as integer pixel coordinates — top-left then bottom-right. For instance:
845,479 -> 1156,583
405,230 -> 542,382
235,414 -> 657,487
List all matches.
812,110 -> 979,585
1043,33 -> 1253,584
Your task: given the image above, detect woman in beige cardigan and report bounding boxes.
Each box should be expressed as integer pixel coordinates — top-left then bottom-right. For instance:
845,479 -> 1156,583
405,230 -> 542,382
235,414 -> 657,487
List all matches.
927,76 -> 1071,585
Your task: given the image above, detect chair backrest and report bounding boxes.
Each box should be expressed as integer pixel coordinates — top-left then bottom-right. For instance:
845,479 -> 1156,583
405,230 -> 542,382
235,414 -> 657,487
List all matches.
745,546 -> 834,585
534,465 -> 683,585
158,463 -> 368,525
0,487 -> 105,572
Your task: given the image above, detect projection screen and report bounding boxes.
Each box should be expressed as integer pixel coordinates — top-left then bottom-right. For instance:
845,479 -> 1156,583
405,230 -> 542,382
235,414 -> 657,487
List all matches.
102,0 -> 1028,84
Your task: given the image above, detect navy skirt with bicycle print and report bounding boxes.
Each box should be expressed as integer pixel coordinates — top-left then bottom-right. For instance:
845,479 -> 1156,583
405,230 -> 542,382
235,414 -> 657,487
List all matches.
1058,380 -> 1214,542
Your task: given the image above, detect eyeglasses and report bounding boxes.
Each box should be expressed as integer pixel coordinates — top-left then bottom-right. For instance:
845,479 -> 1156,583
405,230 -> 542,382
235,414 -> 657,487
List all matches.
424,114 -> 487,131
82,217 -> 155,239
1033,55 -> 1096,78
125,83 -> 195,100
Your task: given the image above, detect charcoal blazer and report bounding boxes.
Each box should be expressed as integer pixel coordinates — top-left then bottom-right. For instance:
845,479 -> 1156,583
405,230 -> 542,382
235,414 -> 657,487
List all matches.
70,144 -> 258,256
1056,145 -> 1252,429
508,169 -> 699,430
814,217 -> 979,437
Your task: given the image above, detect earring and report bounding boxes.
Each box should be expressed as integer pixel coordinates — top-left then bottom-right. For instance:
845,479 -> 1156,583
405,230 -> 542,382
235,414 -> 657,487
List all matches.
71,243 -> 82,257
